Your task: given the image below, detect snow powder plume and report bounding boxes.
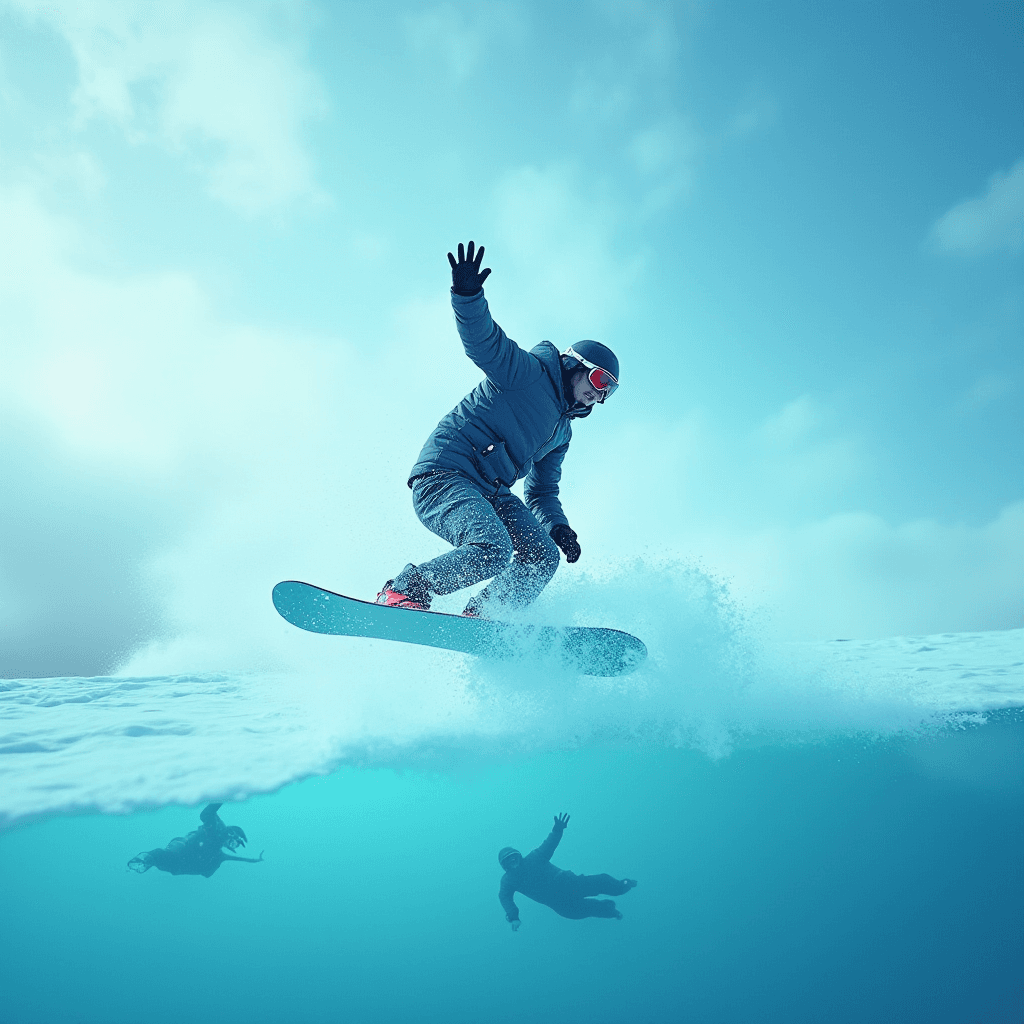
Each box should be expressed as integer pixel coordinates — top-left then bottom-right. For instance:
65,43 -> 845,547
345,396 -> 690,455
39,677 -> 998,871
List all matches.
2,559 -> 1022,827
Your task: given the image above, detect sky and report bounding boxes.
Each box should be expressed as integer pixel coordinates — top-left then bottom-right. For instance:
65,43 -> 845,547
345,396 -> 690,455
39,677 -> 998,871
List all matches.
0,0 -> 1021,679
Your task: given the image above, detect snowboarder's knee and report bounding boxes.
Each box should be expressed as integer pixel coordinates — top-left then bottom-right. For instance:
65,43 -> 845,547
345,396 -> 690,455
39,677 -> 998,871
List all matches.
530,534 -> 561,577
472,535 -> 515,571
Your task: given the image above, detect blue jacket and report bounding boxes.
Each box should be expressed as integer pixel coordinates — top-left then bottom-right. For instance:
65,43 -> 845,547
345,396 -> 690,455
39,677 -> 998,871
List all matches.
498,825 -> 570,922
409,288 -> 581,532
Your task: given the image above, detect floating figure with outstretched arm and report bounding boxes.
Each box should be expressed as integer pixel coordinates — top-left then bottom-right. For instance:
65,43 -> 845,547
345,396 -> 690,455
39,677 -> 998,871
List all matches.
498,813 -> 636,929
127,803 -> 263,878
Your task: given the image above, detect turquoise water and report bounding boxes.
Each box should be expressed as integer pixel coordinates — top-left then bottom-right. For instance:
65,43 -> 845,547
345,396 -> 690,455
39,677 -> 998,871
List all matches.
2,715 -> 1022,1023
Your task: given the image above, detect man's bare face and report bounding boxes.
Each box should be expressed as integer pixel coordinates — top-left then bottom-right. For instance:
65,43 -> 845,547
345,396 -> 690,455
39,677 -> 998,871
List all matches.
572,369 -> 606,407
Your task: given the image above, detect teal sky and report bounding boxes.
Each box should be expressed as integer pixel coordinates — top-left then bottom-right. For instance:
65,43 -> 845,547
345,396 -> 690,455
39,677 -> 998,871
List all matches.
0,1 -> 1021,676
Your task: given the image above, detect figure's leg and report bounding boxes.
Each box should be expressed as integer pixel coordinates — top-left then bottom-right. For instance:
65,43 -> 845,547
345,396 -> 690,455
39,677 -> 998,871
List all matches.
570,873 -> 635,897
466,495 -> 560,614
199,804 -> 223,826
140,847 -> 177,873
392,473 -> 513,604
551,898 -> 622,920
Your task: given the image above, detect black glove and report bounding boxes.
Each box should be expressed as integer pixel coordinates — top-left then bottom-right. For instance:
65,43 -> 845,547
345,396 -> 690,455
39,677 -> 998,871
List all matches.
550,524 -> 581,563
448,240 -> 492,296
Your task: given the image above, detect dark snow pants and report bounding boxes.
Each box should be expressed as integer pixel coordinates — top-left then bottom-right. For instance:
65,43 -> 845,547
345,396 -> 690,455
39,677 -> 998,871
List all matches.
394,471 -> 560,613
547,874 -> 632,920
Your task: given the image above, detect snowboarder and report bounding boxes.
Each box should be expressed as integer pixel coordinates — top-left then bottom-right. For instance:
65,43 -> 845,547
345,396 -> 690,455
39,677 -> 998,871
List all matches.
127,803 -> 263,878
376,241 -> 620,618
498,813 -> 637,928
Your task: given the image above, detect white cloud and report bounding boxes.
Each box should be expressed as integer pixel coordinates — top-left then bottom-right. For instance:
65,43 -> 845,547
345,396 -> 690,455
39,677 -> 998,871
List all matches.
0,180 -> 481,674
29,150 -> 107,195
698,502 -> 1024,640
8,0 -> 326,213
403,4 -> 480,83
751,396 -> 864,502
928,159 -> 1024,256
490,162 -> 643,338
573,396 -> 864,543
403,2 -> 524,84
563,395 -> 1021,639
627,119 -> 701,213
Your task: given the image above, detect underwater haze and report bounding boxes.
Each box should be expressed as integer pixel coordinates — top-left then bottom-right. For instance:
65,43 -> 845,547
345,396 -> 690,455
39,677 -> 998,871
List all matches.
1,2 -> 1022,1022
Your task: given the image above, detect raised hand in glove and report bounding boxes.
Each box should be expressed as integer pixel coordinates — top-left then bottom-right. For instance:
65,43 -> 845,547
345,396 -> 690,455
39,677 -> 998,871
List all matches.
448,240 -> 492,296
550,524 -> 581,563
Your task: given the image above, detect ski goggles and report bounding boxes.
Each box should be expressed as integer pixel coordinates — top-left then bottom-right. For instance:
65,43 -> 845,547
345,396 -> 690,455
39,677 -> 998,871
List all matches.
565,347 -> 618,398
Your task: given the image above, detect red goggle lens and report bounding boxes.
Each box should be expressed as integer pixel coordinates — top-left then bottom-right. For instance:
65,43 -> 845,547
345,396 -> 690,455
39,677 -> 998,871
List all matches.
588,366 -> 617,391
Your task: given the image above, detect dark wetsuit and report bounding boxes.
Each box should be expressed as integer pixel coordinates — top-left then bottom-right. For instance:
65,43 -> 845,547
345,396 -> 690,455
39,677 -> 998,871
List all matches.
128,803 -> 262,878
499,825 -> 632,922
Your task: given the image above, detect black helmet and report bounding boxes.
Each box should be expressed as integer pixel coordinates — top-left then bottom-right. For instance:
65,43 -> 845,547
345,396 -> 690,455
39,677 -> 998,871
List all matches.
563,340 -> 619,399
498,847 -> 521,869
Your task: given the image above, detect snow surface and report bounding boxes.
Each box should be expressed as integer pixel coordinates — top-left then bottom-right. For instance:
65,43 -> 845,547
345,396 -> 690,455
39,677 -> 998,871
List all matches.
2,624 -> 1021,830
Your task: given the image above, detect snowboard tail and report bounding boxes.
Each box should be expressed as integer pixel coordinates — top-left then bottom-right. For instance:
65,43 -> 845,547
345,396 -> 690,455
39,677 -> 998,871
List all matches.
272,581 -> 646,678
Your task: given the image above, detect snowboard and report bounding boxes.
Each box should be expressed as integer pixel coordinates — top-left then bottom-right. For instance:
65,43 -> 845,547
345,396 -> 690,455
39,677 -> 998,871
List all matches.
272,581 -> 647,678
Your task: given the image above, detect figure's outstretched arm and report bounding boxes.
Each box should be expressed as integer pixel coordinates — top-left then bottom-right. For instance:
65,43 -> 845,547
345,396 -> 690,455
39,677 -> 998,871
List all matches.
447,241 -> 539,390
200,803 -> 223,826
499,878 -> 520,928
534,813 -> 570,862
221,851 -> 264,864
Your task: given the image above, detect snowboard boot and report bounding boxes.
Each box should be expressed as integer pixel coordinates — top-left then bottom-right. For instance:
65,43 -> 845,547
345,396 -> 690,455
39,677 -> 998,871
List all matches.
461,602 -> 483,618
376,564 -> 431,611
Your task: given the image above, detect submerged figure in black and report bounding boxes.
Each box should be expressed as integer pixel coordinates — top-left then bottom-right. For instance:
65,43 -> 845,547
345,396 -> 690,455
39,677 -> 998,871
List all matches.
127,803 -> 263,878
498,813 -> 636,929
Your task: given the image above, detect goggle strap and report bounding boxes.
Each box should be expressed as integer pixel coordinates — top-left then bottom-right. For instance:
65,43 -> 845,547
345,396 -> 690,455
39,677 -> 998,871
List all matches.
565,347 -> 618,388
